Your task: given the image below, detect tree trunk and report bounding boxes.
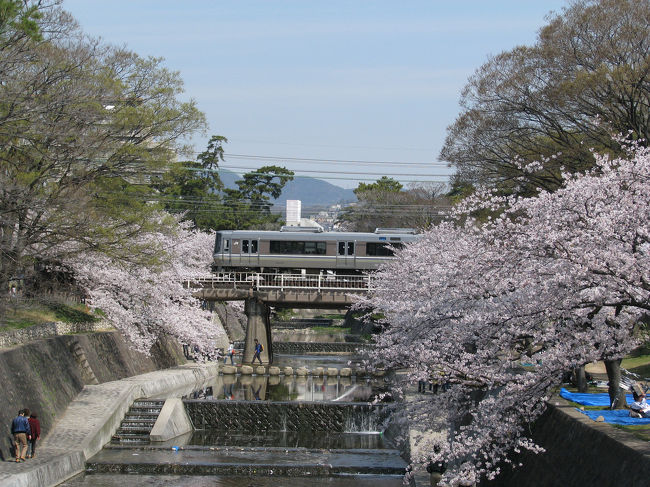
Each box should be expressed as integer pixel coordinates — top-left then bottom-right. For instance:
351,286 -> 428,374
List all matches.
574,366 -> 588,393
604,359 -> 627,409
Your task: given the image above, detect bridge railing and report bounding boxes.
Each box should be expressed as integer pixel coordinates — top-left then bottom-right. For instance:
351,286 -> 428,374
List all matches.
190,273 -> 374,292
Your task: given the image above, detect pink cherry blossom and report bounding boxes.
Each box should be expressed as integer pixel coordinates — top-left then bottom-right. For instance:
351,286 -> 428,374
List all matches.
361,142 -> 649,485
63,215 -> 226,355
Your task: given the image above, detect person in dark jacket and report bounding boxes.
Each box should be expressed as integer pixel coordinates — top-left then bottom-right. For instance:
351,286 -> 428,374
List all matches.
252,338 -> 263,365
10,409 -> 31,462
27,413 -> 41,458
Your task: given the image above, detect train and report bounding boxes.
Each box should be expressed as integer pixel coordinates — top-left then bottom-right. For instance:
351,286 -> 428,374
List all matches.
213,227 -> 421,273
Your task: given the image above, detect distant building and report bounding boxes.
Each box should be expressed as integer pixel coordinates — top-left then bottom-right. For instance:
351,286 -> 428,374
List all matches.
285,200 -> 323,230
285,200 -> 301,226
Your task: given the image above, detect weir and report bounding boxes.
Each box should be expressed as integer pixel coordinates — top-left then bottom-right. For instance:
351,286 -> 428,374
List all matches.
61,305 -> 407,485
185,399 -> 388,434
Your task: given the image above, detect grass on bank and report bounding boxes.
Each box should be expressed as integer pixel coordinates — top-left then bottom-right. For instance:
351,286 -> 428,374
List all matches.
314,313 -> 346,320
622,354 -> 650,379
0,300 -> 100,332
561,352 -> 650,442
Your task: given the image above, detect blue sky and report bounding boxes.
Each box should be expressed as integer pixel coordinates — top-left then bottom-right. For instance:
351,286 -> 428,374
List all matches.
63,0 -> 569,189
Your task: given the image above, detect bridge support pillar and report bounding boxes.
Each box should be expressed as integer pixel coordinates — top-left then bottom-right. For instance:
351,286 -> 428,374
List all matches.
243,297 -> 272,365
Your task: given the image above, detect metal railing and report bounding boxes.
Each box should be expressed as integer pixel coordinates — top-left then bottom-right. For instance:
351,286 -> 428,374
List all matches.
189,272 -> 374,292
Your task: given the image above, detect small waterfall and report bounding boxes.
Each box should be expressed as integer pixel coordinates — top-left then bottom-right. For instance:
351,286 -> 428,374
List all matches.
342,403 -> 385,433
184,400 -> 387,434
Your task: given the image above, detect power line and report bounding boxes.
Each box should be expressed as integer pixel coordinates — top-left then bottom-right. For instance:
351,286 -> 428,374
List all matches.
223,152 -> 449,167
216,164 -> 451,177
180,166 -> 449,183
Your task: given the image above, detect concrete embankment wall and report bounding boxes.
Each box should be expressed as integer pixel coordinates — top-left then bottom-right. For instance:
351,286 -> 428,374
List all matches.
0,331 -> 185,461
480,399 -> 650,487
273,342 -> 374,354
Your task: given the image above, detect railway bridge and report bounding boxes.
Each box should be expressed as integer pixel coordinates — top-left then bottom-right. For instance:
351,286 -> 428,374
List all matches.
190,272 -> 375,365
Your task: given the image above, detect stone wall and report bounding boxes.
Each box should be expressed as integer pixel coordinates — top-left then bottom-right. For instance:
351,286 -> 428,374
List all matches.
214,302 -> 246,342
480,399 -> 650,487
0,331 -> 185,462
272,319 -> 334,329
271,330 -> 348,343
185,400 -> 387,433
273,342 -> 374,354
0,320 -> 109,349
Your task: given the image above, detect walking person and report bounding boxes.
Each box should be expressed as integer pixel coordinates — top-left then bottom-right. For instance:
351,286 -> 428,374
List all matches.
225,342 -> 235,365
10,409 -> 31,462
27,412 -> 41,458
252,338 -> 263,365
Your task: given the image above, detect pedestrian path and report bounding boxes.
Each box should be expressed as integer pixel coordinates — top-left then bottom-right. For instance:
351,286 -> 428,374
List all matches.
0,362 -> 218,487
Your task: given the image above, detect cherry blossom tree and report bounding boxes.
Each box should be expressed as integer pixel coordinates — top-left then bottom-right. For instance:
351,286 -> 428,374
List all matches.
361,143 -> 649,485
62,215 -> 227,355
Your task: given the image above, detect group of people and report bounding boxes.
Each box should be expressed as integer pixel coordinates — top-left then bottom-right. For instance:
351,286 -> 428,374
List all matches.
10,409 -> 40,462
223,339 -> 264,365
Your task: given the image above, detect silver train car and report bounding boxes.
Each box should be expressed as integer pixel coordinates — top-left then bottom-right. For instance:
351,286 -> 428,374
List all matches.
213,227 -> 420,273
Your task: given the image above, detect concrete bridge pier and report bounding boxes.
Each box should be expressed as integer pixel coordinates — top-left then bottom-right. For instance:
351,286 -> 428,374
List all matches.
243,297 -> 273,365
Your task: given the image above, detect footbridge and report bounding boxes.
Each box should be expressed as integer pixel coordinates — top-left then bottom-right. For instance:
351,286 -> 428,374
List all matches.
191,272 -> 375,307
190,273 -> 376,367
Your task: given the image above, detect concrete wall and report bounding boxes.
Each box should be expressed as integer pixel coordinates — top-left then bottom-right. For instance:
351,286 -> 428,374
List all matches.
273,342 -> 374,354
272,330 -> 348,343
150,398 -> 193,442
480,399 -> 650,487
0,331 -> 185,462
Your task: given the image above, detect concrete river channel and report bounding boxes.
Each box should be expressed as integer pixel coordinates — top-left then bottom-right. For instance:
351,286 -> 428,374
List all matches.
59,352 -> 408,486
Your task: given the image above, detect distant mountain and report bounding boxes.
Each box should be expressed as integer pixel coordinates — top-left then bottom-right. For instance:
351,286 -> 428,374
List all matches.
218,169 -> 356,208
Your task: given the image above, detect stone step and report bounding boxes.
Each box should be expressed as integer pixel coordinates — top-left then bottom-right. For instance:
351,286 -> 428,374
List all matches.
121,419 -> 157,427
110,438 -> 150,445
130,403 -> 164,409
112,432 -> 151,441
126,408 -> 162,416
116,425 -> 154,434
132,400 -> 165,407
111,398 -> 164,445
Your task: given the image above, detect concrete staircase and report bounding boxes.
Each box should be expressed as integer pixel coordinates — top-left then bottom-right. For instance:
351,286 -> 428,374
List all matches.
111,399 -> 165,445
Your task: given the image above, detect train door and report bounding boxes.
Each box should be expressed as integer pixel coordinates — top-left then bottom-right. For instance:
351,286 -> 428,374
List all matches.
336,240 -> 355,269
222,236 -> 232,268
240,238 -> 259,268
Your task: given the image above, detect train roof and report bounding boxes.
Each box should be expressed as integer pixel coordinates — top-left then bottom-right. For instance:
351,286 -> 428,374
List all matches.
216,229 -> 421,241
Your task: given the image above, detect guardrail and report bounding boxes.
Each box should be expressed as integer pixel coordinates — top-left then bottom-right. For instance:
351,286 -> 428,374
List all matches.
188,273 -> 374,292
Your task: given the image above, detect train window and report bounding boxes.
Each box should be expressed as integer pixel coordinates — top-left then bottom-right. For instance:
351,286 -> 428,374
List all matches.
223,239 -> 230,251
366,242 -> 395,256
251,240 -> 258,254
270,240 -> 326,255
242,240 -> 249,253
338,242 -> 345,255
347,242 -> 355,255
303,241 -> 323,254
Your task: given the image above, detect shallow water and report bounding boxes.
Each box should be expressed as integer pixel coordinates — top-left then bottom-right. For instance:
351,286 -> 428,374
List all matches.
61,473 -> 405,486
187,375 -> 380,402
60,353 -> 403,486
185,353 -> 389,403
187,430 -> 387,450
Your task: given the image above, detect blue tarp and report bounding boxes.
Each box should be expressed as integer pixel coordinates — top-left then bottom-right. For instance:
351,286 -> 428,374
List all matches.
560,387 -> 633,407
578,408 -> 650,425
